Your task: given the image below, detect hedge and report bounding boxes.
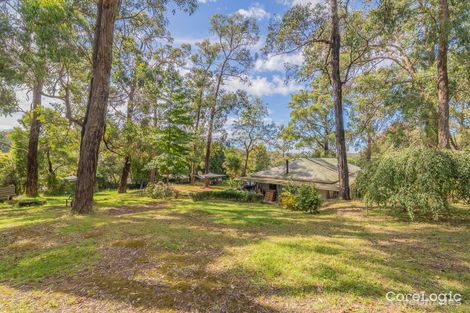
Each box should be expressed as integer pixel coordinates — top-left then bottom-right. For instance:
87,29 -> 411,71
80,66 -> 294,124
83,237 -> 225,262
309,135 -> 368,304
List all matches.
189,190 -> 263,202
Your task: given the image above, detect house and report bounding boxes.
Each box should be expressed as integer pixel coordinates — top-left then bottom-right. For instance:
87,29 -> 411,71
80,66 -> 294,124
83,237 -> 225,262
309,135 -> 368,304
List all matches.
240,158 -> 361,201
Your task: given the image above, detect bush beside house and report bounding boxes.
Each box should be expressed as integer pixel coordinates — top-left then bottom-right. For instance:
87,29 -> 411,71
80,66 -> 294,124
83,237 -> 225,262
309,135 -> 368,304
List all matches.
280,183 -> 322,214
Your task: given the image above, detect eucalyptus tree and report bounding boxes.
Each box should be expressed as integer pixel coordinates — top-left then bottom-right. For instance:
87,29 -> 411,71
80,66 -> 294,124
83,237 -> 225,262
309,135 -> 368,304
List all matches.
266,0 -> 374,199
1,0 -> 82,196
288,76 -> 335,156
73,0 -> 197,214
232,98 -> 275,177
274,125 -> 296,159
138,44 -> 192,182
0,9 -> 19,117
38,107 -> 80,191
450,55 -> 470,149
72,0 -> 120,213
188,40 -> 218,184
112,4 -> 169,193
347,69 -> 394,160
367,1 -> 438,145
203,13 -> 259,185
369,0 -> 469,148
437,0 -> 450,148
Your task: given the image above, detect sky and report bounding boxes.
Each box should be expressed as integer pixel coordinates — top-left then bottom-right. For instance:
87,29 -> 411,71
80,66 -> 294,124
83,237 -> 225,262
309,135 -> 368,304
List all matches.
0,0 -> 319,131
168,0 -> 314,126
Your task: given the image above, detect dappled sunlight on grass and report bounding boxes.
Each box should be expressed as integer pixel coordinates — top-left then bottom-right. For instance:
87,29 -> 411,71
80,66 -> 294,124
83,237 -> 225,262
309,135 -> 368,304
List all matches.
0,189 -> 469,312
0,242 -> 98,283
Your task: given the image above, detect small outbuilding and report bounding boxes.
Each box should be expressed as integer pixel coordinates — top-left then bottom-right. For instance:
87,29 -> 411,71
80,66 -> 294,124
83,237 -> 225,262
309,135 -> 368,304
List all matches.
240,158 -> 361,202
196,172 -> 226,185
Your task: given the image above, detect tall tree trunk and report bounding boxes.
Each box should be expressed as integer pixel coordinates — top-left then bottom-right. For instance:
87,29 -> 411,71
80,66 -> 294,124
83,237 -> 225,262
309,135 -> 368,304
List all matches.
437,0 -> 450,149
118,81 -> 136,193
242,149 -> 250,177
330,0 -> 350,200
203,108 -> 215,187
45,143 -> 56,191
365,131 -> 372,161
118,156 -> 131,193
72,0 -> 119,214
203,63 -> 226,188
25,81 -> 43,197
191,93 -> 203,185
323,130 -> 330,156
149,169 -> 156,183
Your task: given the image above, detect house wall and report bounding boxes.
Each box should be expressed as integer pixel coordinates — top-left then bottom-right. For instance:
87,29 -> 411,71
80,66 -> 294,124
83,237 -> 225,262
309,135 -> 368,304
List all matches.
252,182 -> 339,201
319,190 -> 329,200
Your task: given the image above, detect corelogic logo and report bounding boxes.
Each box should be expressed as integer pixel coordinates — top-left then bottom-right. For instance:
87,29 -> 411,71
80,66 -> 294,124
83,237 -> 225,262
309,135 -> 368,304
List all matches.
386,291 -> 462,306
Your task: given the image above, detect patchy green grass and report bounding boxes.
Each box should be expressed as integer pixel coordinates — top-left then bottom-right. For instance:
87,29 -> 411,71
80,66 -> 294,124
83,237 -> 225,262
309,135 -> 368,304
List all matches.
0,242 -> 97,282
0,189 -> 469,312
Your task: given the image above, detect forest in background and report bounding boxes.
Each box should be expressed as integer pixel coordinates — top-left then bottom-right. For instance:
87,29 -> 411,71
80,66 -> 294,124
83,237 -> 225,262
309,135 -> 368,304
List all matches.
0,0 -> 469,214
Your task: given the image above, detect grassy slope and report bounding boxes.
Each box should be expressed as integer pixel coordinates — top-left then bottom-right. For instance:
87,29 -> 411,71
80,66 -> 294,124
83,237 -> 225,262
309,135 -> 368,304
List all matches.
0,190 -> 469,312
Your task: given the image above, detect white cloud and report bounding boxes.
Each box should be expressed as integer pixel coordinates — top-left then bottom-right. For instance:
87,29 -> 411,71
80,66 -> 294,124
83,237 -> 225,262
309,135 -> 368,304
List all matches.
225,75 -> 303,97
255,53 -> 304,72
197,0 -> 217,4
278,0 -> 321,7
173,37 -> 206,46
236,4 -> 270,20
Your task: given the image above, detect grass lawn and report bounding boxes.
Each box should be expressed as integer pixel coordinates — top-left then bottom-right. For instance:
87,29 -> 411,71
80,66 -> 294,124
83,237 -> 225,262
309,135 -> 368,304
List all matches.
0,189 -> 469,312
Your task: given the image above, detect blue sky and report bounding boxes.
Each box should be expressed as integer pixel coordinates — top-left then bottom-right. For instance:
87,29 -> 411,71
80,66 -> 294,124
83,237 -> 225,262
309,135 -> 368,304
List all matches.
167,0 -> 313,126
0,0 -> 315,130
167,0 -> 377,128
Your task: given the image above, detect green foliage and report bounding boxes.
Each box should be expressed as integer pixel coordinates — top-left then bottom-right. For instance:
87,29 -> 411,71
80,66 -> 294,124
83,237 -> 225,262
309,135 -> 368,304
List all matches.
190,190 -> 263,203
208,142 -> 226,174
0,152 -> 18,188
287,75 -> 335,156
225,178 -> 243,190
145,182 -> 179,199
9,126 -> 28,192
453,150 -> 470,204
223,151 -> 241,177
357,147 -> 468,220
148,72 -> 192,179
0,84 -> 17,117
252,144 -> 271,172
279,191 -> 297,211
296,184 -> 323,214
232,98 -> 275,174
280,182 -> 322,214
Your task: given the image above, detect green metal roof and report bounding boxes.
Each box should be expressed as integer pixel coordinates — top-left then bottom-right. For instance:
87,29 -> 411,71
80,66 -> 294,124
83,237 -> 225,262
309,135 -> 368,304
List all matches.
240,158 -> 360,189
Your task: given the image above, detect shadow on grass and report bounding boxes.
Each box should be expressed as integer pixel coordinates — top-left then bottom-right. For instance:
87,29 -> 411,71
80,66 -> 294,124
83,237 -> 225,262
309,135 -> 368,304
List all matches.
0,193 -> 469,312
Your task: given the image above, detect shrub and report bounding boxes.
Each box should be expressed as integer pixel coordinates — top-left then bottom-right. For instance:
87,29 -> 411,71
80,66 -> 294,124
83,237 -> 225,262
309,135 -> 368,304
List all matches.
190,190 -> 263,202
356,147 -> 465,220
453,150 -> 470,204
225,178 -> 243,190
145,182 -> 179,199
279,191 -> 297,210
296,184 -> 322,213
280,183 -> 322,213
